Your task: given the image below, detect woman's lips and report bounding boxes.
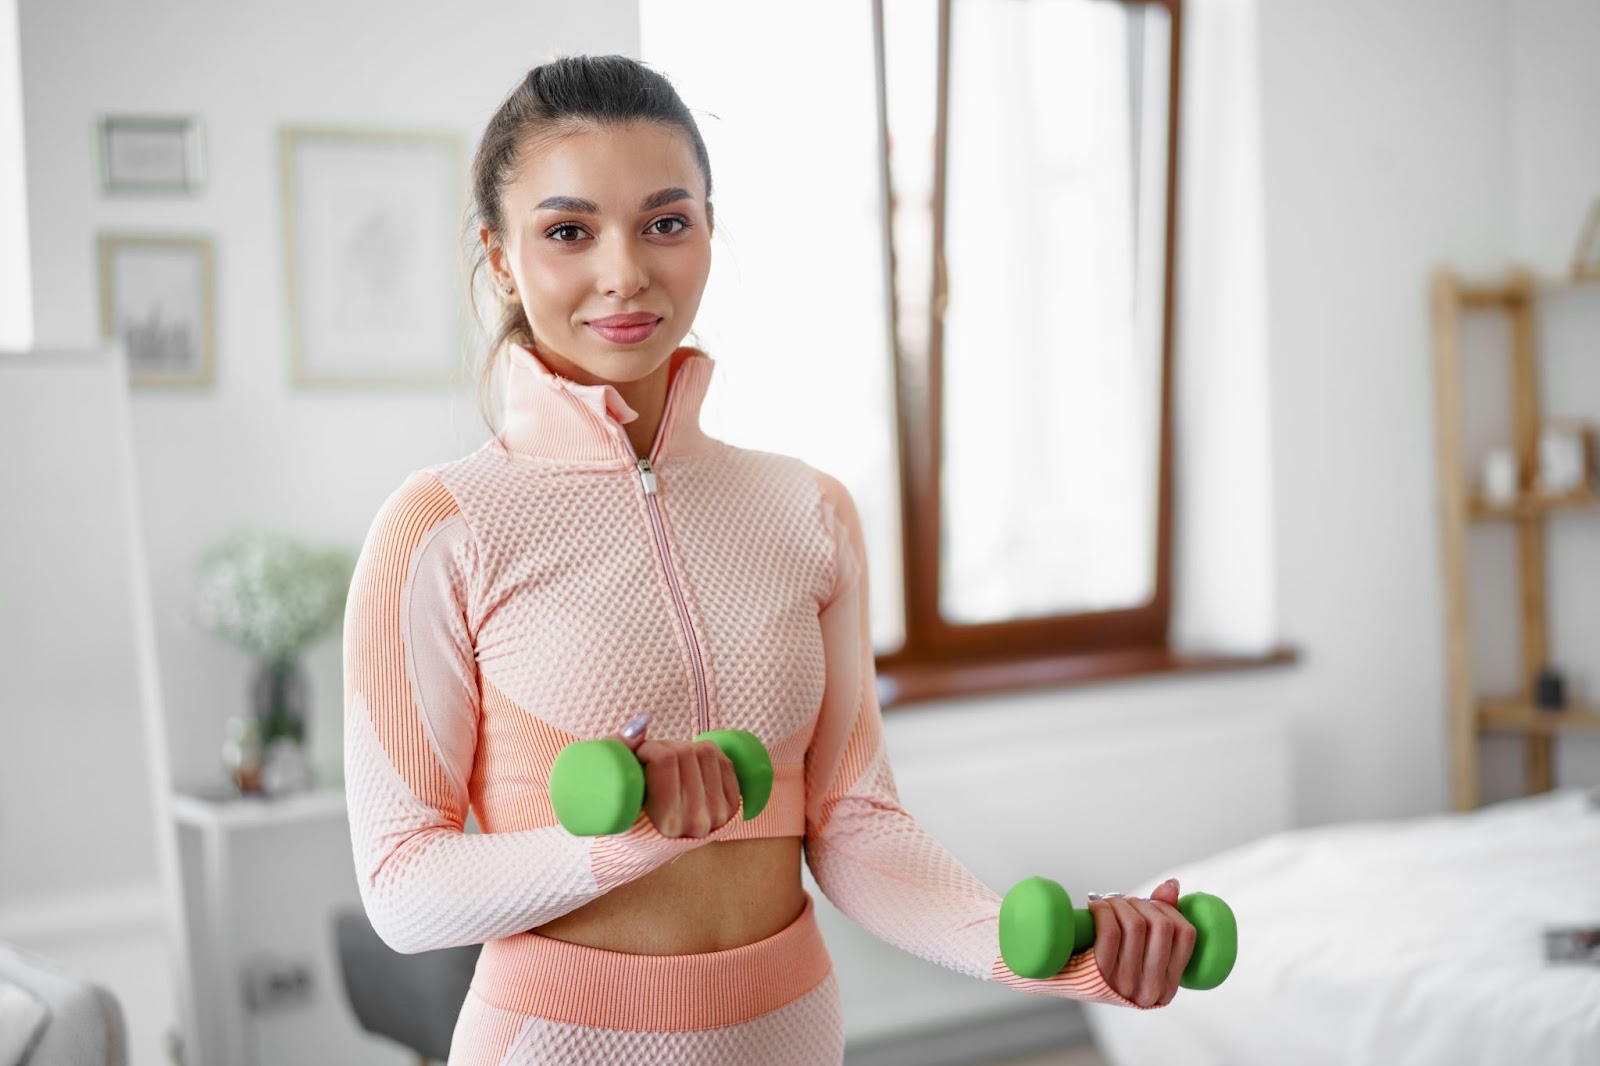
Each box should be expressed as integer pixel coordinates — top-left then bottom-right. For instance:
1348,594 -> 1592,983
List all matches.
587,318 -> 661,345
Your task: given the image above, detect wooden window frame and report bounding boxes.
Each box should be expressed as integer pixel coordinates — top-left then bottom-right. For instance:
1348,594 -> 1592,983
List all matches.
872,0 -> 1293,708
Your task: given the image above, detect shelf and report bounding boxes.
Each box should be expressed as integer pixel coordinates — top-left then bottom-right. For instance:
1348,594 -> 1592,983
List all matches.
1477,700 -> 1600,736
170,785 -> 346,830
1468,485 -> 1600,521
1538,272 -> 1600,294
1455,272 -> 1600,306
1435,264 -> 1600,808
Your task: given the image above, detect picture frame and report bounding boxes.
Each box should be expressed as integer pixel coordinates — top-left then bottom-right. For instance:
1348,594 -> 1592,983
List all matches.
1571,198 -> 1600,282
98,116 -> 206,195
97,233 -> 217,388
279,126 -> 468,387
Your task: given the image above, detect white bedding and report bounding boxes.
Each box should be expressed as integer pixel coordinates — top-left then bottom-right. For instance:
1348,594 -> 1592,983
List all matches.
1084,788 -> 1600,1066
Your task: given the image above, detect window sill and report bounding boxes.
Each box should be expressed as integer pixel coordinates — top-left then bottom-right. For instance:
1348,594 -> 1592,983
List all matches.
876,643 -> 1300,710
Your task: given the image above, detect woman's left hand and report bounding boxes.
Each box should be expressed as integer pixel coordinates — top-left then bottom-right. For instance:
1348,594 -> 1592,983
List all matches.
1087,878 -> 1196,1008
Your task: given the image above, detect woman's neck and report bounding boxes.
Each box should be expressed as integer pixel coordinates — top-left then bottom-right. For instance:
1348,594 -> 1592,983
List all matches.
616,363 -> 669,460
531,342 -> 673,460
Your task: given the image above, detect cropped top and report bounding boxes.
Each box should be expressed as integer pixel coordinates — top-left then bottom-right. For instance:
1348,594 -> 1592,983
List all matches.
342,341 -> 1147,1008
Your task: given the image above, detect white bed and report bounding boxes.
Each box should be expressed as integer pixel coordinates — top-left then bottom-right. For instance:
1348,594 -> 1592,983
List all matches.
1084,787 -> 1600,1066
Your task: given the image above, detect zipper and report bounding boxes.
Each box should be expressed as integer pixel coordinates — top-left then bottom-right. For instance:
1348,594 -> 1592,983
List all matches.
553,370 -> 711,734
636,454 -> 710,735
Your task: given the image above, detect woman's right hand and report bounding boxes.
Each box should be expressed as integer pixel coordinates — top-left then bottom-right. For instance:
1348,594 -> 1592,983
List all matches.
1085,878 -> 1196,1008
610,711 -> 742,838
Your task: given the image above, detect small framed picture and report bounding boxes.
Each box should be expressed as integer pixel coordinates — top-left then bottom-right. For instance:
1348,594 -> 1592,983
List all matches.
97,233 -> 217,388
279,126 -> 467,387
98,116 -> 206,195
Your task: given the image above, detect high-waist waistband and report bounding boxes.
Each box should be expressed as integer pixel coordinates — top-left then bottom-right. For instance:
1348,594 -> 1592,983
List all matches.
471,890 -> 831,1031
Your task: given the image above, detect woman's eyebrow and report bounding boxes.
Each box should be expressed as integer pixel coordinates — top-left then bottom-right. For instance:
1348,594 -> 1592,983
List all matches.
533,187 -> 694,214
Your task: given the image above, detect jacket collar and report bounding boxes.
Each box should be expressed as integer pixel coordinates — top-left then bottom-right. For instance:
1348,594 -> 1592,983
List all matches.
500,342 -> 718,463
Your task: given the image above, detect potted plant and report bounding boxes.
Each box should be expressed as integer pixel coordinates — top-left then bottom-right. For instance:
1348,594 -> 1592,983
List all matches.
191,527 -> 356,793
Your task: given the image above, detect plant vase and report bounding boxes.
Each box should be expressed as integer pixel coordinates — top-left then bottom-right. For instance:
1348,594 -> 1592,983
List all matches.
251,657 -> 309,750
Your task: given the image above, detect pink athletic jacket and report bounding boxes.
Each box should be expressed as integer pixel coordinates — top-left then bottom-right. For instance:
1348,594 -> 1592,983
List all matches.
342,342 -> 1144,1009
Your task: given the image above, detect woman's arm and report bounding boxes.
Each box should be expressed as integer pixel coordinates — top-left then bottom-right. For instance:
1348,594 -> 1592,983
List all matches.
343,469 -> 744,954
801,470 -> 1155,1008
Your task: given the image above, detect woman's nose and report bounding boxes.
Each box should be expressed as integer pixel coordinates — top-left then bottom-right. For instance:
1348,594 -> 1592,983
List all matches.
598,236 -> 648,299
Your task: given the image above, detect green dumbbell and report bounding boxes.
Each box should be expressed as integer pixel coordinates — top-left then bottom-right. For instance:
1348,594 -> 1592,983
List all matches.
999,875 -> 1237,991
549,728 -> 774,836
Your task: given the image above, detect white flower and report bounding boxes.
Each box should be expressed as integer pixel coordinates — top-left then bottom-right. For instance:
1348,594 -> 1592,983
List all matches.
192,528 -> 357,666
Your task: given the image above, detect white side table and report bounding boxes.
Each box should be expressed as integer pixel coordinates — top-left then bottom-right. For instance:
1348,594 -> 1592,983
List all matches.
170,786 -> 348,1066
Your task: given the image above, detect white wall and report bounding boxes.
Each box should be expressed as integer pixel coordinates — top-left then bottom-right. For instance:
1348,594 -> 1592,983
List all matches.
1509,0 -> 1600,271
1496,0 -> 1600,797
8,0 -> 1600,1060
1258,0 -> 1507,823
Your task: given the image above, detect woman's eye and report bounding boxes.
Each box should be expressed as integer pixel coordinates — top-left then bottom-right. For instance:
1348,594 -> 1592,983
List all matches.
650,216 -> 690,236
547,224 -> 587,243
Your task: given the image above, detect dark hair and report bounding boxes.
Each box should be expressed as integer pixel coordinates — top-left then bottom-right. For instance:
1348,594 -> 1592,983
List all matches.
465,54 -> 715,446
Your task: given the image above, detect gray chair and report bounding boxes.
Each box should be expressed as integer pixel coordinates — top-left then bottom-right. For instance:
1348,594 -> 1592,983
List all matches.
0,942 -> 128,1066
332,908 -> 482,1066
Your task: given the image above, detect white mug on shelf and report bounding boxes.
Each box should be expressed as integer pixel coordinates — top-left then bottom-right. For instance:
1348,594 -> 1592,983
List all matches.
1482,446 -> 1518,505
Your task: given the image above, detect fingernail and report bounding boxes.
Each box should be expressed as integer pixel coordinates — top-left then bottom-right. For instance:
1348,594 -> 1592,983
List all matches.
620,710 -> 651,741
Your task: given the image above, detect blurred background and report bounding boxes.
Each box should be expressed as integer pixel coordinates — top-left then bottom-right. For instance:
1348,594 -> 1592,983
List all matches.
2,0 -> 1597,1064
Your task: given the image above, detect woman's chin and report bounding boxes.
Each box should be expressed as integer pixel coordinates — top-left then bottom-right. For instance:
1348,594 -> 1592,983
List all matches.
560,346 -> 665,385
586,335 -> 683,377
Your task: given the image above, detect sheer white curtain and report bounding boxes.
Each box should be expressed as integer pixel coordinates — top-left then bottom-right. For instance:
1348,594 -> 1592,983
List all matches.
1,0 -> 33,351
937,0 -> 1168,624
1169,0 -> 1278,656
640,0 -> 1277,657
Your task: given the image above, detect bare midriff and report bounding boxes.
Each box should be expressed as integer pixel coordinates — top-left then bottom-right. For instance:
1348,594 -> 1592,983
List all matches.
532,836 -> 806,954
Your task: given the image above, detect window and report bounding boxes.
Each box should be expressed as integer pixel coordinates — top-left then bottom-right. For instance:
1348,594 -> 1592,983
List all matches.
1,0 -> 33,350
644,0 -> 1217,706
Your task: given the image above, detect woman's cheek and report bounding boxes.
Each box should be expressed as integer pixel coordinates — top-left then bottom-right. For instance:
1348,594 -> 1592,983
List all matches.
520,254 -> 582,316
522,247 -> 571,288
658,240 -> 709,295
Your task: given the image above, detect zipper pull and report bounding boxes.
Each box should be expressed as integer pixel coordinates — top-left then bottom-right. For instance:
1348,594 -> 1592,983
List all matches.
637,457 -> 658,495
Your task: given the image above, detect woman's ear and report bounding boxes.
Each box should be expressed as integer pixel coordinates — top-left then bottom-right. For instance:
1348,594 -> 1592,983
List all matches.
706,201 -> 714,238
480,226 -> 506,279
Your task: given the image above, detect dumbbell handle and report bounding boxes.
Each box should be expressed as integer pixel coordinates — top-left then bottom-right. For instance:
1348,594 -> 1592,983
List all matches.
999,876 -> 1237,991
549,728 -> 773,837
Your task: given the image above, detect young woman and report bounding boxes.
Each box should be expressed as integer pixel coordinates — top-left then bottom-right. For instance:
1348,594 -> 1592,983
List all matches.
343,53 -> 1194,1065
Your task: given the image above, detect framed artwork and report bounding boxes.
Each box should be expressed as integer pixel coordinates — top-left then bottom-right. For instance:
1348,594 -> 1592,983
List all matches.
279,126 -> 468,387
98,116 -> 206,195
97,233 -> 217,388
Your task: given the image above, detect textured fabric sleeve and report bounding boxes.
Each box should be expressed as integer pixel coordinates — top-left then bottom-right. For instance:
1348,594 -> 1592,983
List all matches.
343,469 -> 746,955
802,471 -> 1149,1008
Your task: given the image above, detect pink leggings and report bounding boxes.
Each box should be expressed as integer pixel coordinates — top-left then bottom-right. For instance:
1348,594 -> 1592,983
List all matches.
447,891 -> 844,1065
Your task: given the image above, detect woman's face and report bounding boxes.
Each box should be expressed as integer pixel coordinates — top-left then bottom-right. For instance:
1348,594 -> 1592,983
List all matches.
484,122 -> 713,387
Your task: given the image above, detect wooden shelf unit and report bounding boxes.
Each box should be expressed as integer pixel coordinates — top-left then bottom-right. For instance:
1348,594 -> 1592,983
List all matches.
1432,266 -> 1600,811
1477,699 -> 1600,736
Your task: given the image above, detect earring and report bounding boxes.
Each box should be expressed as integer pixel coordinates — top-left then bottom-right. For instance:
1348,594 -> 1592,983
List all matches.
502,284 -> 514,295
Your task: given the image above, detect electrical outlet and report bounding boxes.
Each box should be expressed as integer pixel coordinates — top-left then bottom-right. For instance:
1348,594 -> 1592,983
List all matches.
241,954 -> 315,1012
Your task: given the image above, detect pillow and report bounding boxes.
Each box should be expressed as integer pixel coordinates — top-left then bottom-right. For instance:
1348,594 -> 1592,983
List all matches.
0,978 -> 50,1066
